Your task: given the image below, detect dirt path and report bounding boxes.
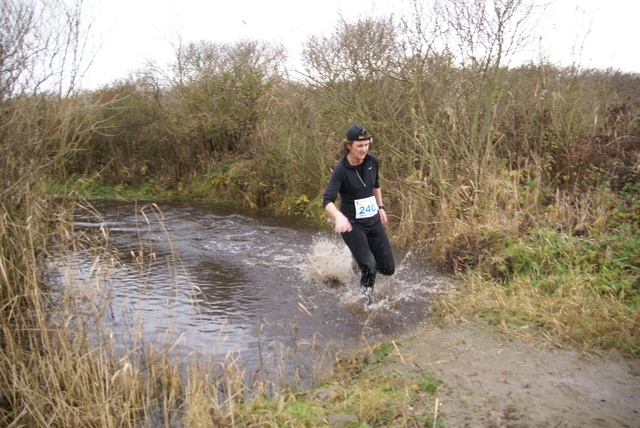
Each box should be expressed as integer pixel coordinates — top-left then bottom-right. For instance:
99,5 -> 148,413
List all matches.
387,323 -> 640,427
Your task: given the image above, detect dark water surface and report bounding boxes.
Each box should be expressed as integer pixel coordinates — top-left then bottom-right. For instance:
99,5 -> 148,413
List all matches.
69,200 -> 447,383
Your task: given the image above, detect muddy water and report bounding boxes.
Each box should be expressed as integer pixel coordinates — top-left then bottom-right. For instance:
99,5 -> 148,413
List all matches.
70,200 -> 446,382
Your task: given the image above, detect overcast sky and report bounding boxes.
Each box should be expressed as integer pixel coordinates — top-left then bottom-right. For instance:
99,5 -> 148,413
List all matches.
81,0 -> 640,88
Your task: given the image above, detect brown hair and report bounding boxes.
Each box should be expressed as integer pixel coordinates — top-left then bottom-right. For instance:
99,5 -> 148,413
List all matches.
342,139 -> 352,154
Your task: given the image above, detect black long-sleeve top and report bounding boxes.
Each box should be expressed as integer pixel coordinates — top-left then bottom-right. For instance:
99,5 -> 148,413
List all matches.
322,153 -> 381,225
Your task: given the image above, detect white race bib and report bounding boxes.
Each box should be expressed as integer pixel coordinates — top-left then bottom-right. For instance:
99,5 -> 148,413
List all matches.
354,196 -> 379,219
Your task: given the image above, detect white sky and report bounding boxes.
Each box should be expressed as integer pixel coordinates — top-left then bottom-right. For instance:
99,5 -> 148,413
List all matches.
81,0 -> 640,89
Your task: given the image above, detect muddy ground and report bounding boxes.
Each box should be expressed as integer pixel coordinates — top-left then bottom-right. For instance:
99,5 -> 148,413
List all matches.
385,323 -> 640,427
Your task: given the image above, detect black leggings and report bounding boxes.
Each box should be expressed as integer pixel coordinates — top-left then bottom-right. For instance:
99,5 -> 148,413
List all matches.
341,220 -> 395,289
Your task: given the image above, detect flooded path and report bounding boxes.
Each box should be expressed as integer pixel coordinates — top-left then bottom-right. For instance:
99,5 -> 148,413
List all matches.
68,200 -> 447,383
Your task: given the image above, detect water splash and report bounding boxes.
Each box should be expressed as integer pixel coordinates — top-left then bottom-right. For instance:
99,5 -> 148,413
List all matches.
302,235 -> 354,285
303,236 -> 444,321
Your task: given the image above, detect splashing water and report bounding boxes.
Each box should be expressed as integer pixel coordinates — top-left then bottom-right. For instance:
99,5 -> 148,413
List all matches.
302,235 -> 445,326
302,235 -> 354,285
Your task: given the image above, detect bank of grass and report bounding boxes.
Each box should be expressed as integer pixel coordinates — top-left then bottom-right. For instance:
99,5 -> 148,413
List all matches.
192,343 -> 443,427
433,192 -> 640,355
48,178 -> 175,201
51,163 -> 328,225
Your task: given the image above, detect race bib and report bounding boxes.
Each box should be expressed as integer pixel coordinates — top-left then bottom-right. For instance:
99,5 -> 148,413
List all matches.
354,196 -> 379,219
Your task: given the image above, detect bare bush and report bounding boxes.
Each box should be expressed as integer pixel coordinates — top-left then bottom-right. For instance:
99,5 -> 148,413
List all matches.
169,39 -> 286,153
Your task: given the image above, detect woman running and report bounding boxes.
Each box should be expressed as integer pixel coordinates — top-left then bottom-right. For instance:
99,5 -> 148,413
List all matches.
323,124 -> 395,304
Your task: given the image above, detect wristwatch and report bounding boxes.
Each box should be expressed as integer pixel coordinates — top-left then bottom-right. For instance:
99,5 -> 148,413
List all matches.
378,204 -> 385,210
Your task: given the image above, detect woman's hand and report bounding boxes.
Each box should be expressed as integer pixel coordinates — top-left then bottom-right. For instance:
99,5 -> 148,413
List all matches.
373,188 -> 388,227
325,202 -> 353,233
379,208 -> 388,226
334,214 -> 353,233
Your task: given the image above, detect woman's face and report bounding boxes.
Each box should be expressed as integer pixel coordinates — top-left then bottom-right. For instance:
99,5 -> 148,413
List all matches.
348,139 -> 370,163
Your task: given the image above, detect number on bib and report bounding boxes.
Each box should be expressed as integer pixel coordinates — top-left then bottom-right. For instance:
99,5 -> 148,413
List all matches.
354,196 -> 379,219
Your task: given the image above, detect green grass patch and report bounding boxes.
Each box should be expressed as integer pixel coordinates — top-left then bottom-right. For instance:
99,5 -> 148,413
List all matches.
438,224 -> 640,355
492,226 -> 640,305
417,376 -> 443,393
